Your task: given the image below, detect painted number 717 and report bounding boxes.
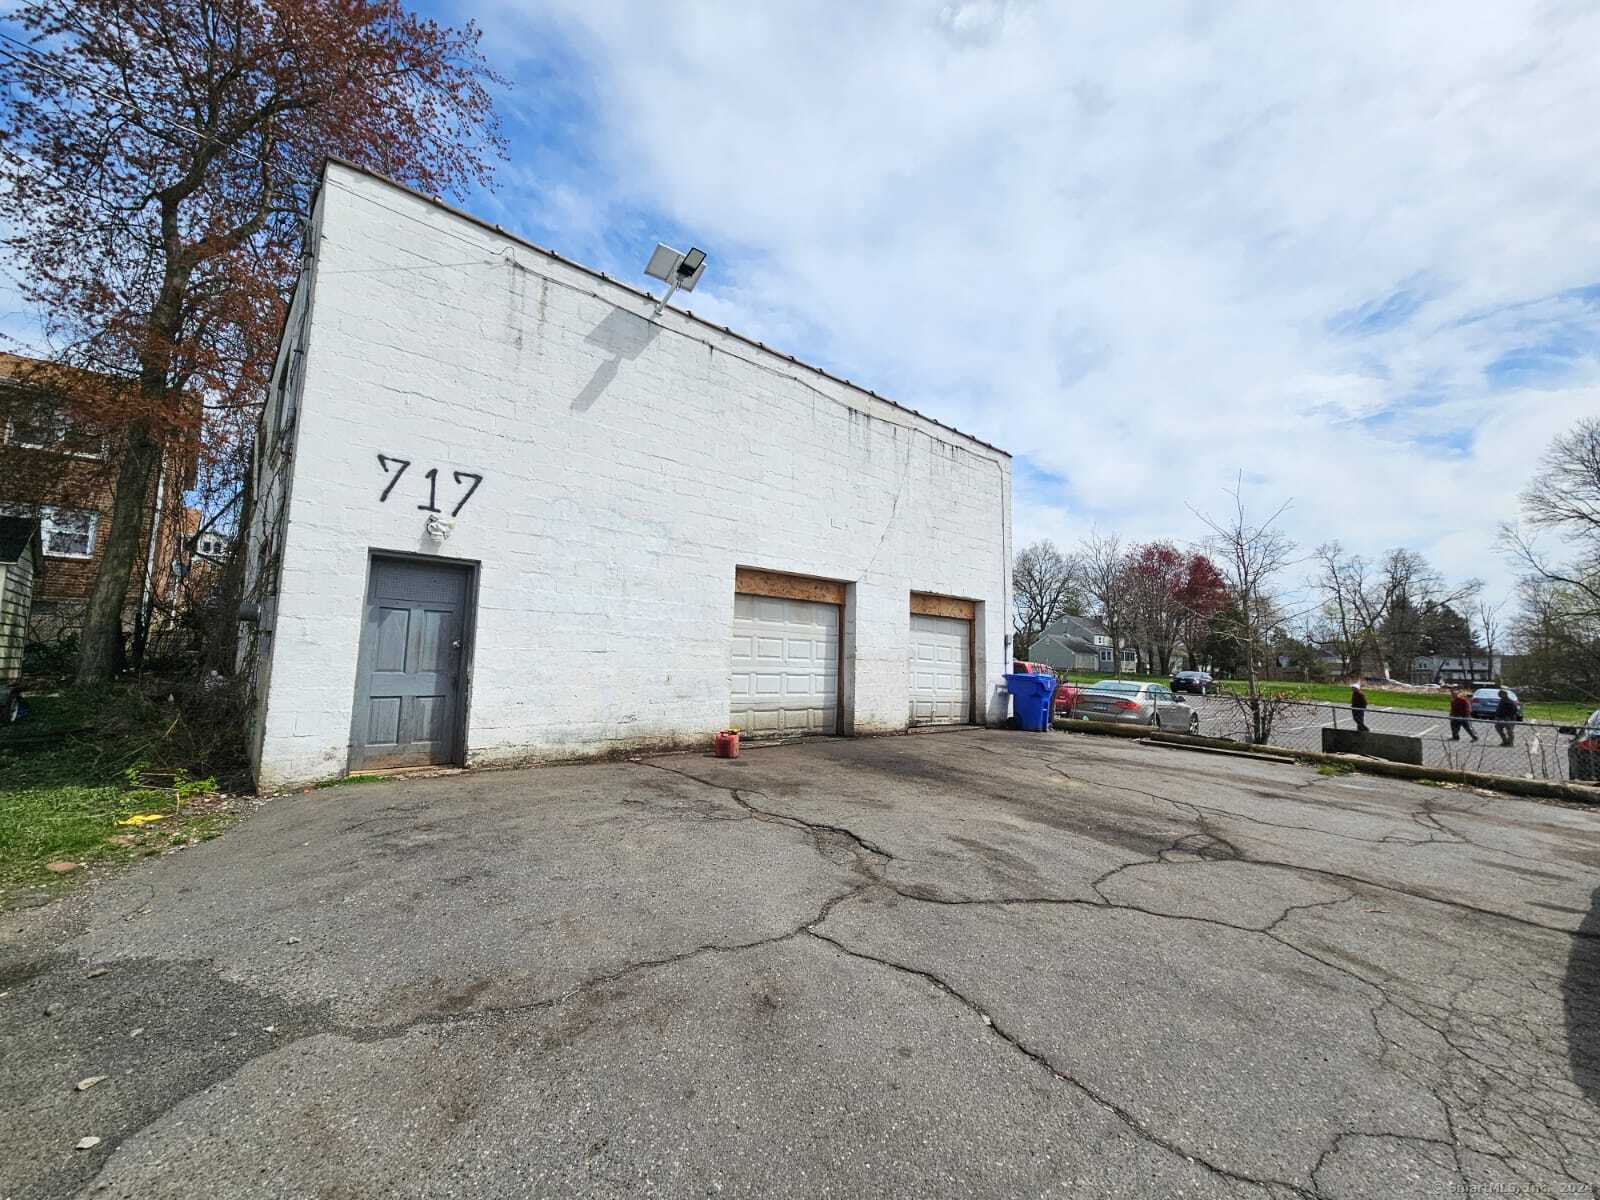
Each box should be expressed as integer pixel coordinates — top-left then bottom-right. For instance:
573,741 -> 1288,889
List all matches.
376,455 -> 483,517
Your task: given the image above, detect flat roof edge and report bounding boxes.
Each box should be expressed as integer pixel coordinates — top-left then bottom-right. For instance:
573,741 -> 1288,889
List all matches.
318,156 -> 1010,460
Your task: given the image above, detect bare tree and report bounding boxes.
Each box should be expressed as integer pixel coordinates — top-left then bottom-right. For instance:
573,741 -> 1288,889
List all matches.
1011,540 -> 1085,660
1313,543 -> 1478,681
1193,479 -> 1296,743
1519,416 -> 1600,543
1471,597 -> 1505,683
1311,542 -> 1359,677
1078,531 -> 1130,677
1501,416 -> 1600,699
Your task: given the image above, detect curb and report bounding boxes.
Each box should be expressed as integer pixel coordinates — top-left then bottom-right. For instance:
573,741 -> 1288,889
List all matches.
1052,718 -> 1600,806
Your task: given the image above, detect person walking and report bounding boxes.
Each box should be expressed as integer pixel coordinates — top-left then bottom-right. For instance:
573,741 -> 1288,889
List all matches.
1449,687 -> 1478,742
1350,682 -> 1369,733
1494,688 -> 1518,747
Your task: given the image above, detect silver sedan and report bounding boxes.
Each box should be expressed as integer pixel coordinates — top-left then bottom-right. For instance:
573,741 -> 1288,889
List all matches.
1069,680 -> 1200,733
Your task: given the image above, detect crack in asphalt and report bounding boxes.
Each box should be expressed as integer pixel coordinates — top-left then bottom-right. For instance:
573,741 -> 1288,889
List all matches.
633,759 -> 897,864
1353,973 -> 1600,1190
44,741 -> 1598,1198
1308,1129 -> 1462,1194
1016,756 -> 1600,1188
612,759 -> 1474,1193
802,926 -> 1320,1199
1048,758 -> 1463,851
67,873 -> 885,1190
1044,743 -> 1593,872
621,748 -> 1600,1193
1036,760 -> 1600,942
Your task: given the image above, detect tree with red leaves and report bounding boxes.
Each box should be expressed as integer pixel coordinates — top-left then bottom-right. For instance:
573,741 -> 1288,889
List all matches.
1124,541 -> 1186,674
1124,542 -> 1229,674
1174,552 -> 1228,671
0,0 -> 504,682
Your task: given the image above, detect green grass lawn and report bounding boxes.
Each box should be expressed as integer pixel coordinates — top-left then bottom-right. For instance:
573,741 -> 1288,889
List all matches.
0,684 -> 244,892
1058,671 -> 1594,725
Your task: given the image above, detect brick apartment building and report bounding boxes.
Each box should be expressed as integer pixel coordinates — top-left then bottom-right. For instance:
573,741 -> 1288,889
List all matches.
0,351 -> 196,646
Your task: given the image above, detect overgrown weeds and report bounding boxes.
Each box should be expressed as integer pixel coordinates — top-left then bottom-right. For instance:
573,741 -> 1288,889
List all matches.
313,774 -> 382,789
0,674 -> 253,891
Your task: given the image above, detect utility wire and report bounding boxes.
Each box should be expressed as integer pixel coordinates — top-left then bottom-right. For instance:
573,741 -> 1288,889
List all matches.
0,31 -> 267,164
0,145 -> 148,217
0,31 -> 305,193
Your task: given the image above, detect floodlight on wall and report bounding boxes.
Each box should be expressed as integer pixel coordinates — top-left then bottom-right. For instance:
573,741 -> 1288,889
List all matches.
644,243 -> 707,316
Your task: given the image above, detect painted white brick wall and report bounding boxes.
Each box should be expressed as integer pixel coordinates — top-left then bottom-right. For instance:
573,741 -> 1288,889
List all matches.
250,162 -> 1012,788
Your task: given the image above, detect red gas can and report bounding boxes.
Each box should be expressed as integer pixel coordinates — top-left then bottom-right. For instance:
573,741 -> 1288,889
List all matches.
713,729 -> 741,759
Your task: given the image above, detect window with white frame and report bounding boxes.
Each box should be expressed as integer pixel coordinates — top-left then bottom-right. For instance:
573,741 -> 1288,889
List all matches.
197,533 -> 229,558
3,394 -> 105,458
0,504 -> 98,558
1094,634 -> 1111,646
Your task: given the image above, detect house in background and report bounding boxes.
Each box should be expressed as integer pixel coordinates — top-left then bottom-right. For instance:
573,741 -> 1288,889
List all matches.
0,351 -> 194,644
1,516 -> 44,699
1029,614 -> 1138,675
161,516 -> 234,631
1411,655 -> 1505,686
196,531 -> 231,562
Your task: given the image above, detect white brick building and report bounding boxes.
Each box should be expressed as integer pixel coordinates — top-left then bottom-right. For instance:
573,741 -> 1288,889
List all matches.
243,160 -> 1012,789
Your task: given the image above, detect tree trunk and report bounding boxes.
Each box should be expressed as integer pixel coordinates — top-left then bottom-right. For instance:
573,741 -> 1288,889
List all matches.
76,228 -> 190,686
129,468 -> 164,672
75,428 -> 161,684
1244,611 -> 1266,742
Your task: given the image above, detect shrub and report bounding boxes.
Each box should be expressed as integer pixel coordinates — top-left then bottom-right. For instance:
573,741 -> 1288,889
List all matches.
22,633 -> 79,677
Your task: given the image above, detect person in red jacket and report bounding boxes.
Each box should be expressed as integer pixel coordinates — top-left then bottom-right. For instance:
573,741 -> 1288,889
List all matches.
1449,687 -> 1478,742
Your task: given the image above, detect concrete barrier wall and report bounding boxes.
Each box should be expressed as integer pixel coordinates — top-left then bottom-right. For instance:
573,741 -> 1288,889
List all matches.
1320,726 -> 1424,765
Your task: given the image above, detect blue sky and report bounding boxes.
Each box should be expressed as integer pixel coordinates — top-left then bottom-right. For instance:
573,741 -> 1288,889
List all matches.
436,0 -> 1600,604
7,1 -> 1599,605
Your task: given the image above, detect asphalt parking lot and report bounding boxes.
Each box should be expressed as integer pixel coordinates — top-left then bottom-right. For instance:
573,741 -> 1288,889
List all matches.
3,728 -> 1598,1199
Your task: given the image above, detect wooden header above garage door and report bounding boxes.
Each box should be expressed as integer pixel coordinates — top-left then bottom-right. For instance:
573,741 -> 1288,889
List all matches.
735,566 -> 847,606
910,592 -> 976,620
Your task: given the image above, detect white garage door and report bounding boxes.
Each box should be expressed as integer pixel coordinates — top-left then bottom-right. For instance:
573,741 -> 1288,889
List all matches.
730,594 -> 840,735
909,613 -> 971,725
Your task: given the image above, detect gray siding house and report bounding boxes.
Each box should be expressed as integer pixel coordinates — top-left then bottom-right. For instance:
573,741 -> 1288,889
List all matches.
0,516 -> 43,690
1029,615 -> 1136,674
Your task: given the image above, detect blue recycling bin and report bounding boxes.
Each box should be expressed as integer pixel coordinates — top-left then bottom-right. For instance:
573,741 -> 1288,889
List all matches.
1003,672 -> 1056,732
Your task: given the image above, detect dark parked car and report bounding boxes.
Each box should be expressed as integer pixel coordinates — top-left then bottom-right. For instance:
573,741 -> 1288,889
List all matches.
1569,709 -> 1600,783
1470,687 -> 1521,720
1170,670 -> 1218,695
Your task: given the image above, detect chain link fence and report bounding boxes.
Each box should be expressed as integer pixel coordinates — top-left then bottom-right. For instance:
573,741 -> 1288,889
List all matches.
1061,682 -> 1600,785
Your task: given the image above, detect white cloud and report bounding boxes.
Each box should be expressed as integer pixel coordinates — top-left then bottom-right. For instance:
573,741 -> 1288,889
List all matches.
477,0 -> 1600,602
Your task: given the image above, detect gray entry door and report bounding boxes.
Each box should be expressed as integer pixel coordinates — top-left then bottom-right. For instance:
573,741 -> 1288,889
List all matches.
350,556 -> 471,770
